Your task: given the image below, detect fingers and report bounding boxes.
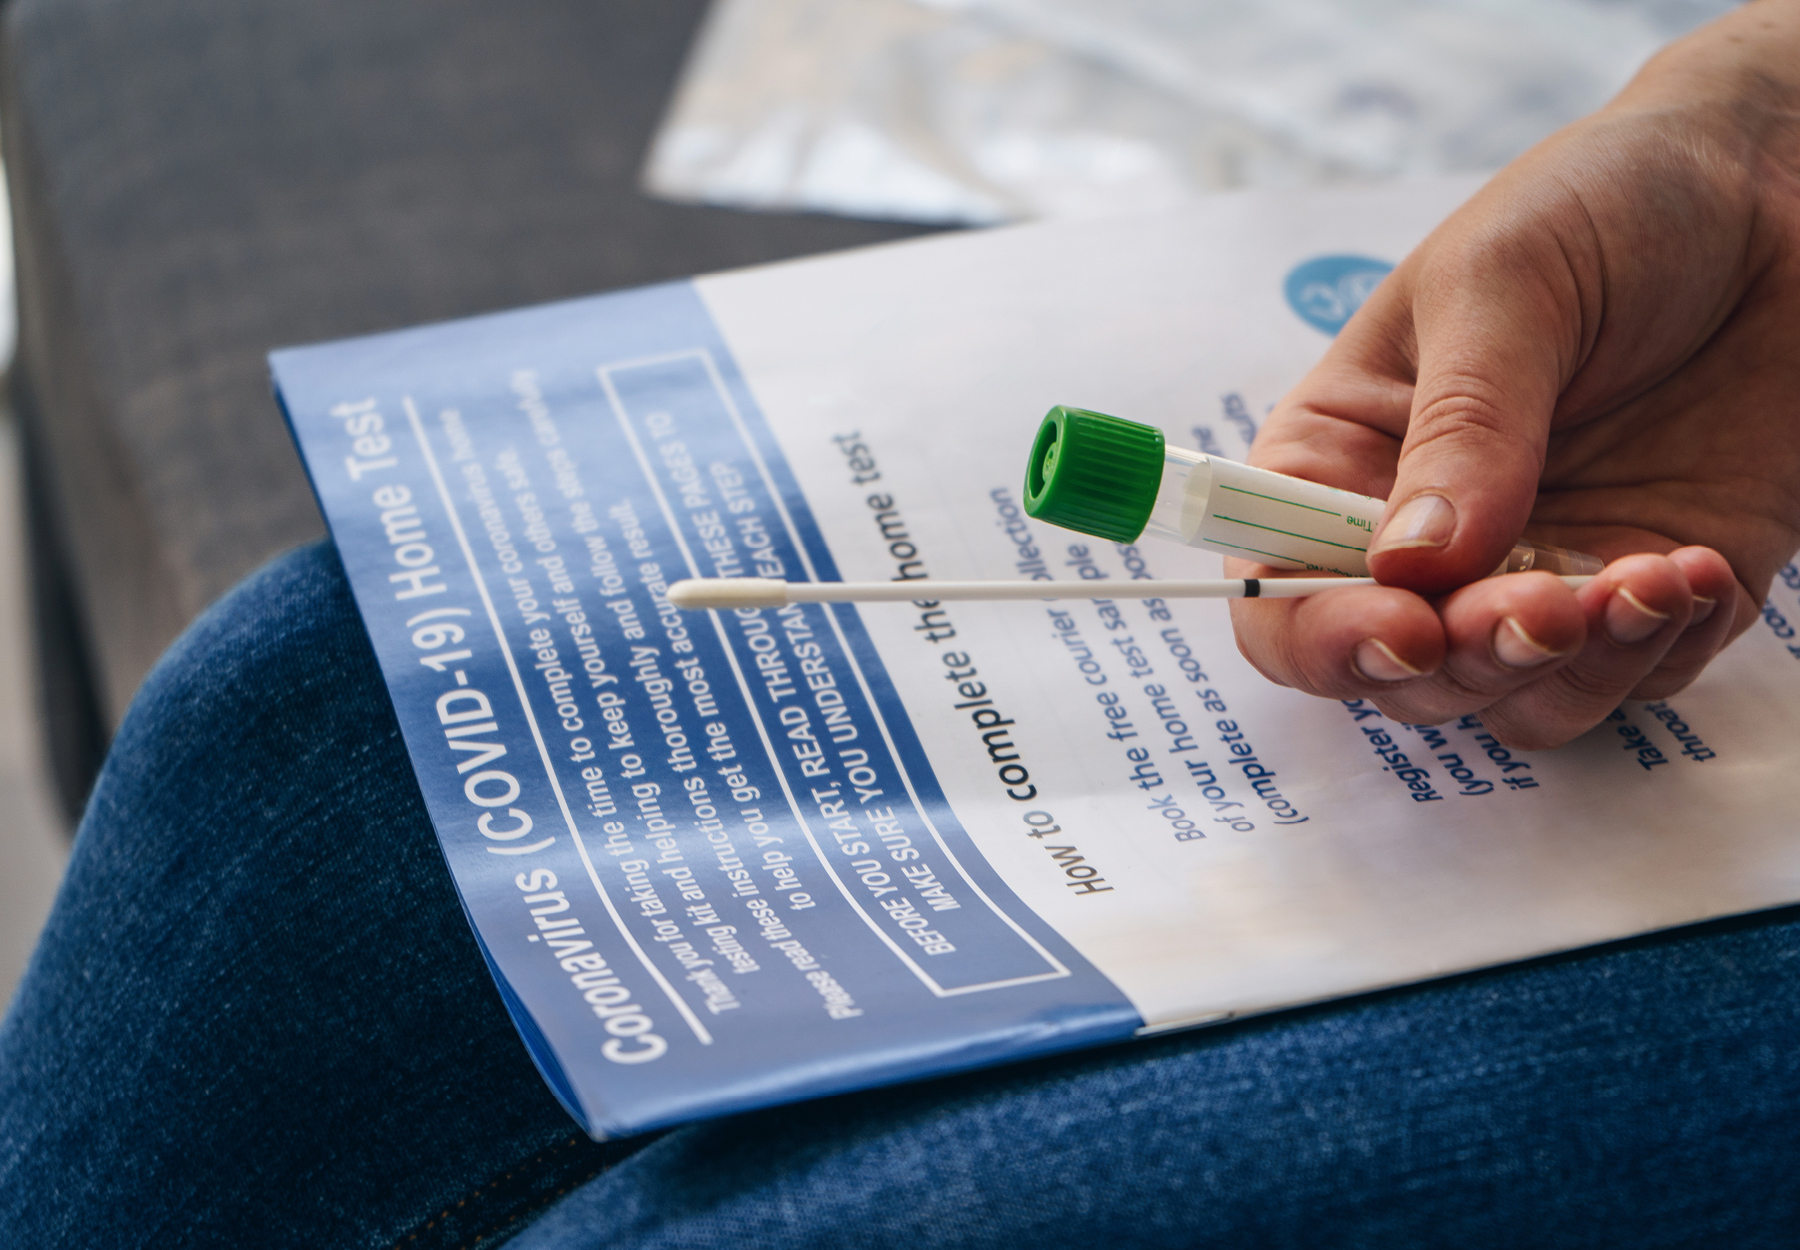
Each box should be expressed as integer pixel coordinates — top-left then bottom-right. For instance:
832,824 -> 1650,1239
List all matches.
1254,203 -> 1595,596
1231,569 -> 1592,727
1473,556 -> 1695,748
1624,546 -> 1743,700
1229,583 -> 1445,701
1232,552 -> 1732,750
1365,571 -> 1588,727
1365,232 -> 1585,593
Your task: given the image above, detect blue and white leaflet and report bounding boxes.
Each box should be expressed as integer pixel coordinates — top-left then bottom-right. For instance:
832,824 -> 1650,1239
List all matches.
274,177 -> 1800,1138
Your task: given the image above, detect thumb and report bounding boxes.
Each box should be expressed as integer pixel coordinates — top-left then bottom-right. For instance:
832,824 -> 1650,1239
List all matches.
1367,251 -> 1575,594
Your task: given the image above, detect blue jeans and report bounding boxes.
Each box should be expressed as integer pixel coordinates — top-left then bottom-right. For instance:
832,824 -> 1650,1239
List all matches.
2,541 -> 1797,1249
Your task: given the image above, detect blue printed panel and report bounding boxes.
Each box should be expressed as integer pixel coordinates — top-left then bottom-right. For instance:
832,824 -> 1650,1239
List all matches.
604,354 -> 1064,993
271,282 -> 1139,1138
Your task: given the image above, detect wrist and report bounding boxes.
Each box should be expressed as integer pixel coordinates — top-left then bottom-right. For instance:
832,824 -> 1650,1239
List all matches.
1610,1 -> 1800,146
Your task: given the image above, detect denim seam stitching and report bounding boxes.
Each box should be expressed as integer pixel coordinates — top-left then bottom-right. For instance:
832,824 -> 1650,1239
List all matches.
452,1158 -> 619,1250
390,1133 -> 589,1249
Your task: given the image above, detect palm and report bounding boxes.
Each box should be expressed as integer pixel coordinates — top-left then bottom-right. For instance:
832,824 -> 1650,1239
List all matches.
1532,285 -> 1800,604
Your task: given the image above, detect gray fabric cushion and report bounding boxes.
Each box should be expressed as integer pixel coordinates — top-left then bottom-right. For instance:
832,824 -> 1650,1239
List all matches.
1,0 -> 933,754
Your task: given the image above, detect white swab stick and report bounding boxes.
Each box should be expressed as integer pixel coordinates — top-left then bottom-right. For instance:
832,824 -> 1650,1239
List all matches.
666,575 -> 1595,610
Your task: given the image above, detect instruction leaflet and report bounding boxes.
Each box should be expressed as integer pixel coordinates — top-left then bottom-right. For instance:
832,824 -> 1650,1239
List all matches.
273,176 -> 1800,1137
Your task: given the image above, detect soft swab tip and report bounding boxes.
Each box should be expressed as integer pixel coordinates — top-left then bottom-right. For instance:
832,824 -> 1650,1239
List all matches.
668,578 -> 787,609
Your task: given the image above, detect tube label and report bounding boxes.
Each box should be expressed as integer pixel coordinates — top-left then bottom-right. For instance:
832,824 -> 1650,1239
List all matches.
1193,459 -> 1385,576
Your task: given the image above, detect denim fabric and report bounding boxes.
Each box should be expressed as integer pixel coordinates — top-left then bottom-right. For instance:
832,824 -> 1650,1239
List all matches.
519,906 -> 1800,1249
4,539 -> 1800,1248
0,542 -> 638,1248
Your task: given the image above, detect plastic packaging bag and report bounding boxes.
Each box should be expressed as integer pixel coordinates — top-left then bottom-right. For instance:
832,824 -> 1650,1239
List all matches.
643,0 -> 1737,225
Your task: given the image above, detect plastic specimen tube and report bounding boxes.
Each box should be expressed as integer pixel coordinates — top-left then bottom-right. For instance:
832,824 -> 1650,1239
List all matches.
1021,406 -> 1604,578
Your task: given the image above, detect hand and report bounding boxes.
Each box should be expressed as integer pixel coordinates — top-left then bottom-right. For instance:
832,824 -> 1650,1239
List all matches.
1230,0 -> 1800,749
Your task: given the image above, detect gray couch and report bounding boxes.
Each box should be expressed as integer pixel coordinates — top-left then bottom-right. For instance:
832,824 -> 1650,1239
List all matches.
1,0 -> 936,818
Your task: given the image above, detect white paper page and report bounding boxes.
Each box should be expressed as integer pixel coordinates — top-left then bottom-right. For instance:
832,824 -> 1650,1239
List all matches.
697,179 -> 1800,1030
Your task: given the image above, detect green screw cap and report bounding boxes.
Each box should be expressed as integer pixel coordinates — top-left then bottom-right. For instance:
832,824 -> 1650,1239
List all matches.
1022,406 -> 1165,543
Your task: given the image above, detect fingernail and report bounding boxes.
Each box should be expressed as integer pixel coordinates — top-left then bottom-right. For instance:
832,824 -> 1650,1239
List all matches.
1688,594 -> 1717,628
1493,616 -> 1564,668
1354,638 -> 1425,682
1372,494 -> 1455,554
1604,587 -> 1671,645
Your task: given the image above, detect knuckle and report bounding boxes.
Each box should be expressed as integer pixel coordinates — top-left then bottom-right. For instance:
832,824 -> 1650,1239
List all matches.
1547,662 -> 1624,705
1404,389 -> 1544,466
1368,675 -> 1490,725
1484,720 -> 1576,751
1368,692 -> 1457,724
1434,661 -> 1529,706
1478,699 -> 1581,750
1410,387 -> 1510,436
1233,628 -> 1297,691
1628,661 -> 1704,702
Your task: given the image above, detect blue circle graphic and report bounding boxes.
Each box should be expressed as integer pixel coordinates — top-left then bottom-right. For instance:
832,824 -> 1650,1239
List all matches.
1284,255 -> 1394,336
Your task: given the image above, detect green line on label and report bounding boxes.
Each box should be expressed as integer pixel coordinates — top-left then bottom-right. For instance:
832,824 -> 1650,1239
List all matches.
1211,540 -> 1360,576
1218,484 -> 1341,516
1210,540 -> 1299,563
1213,515 -> 1369,552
